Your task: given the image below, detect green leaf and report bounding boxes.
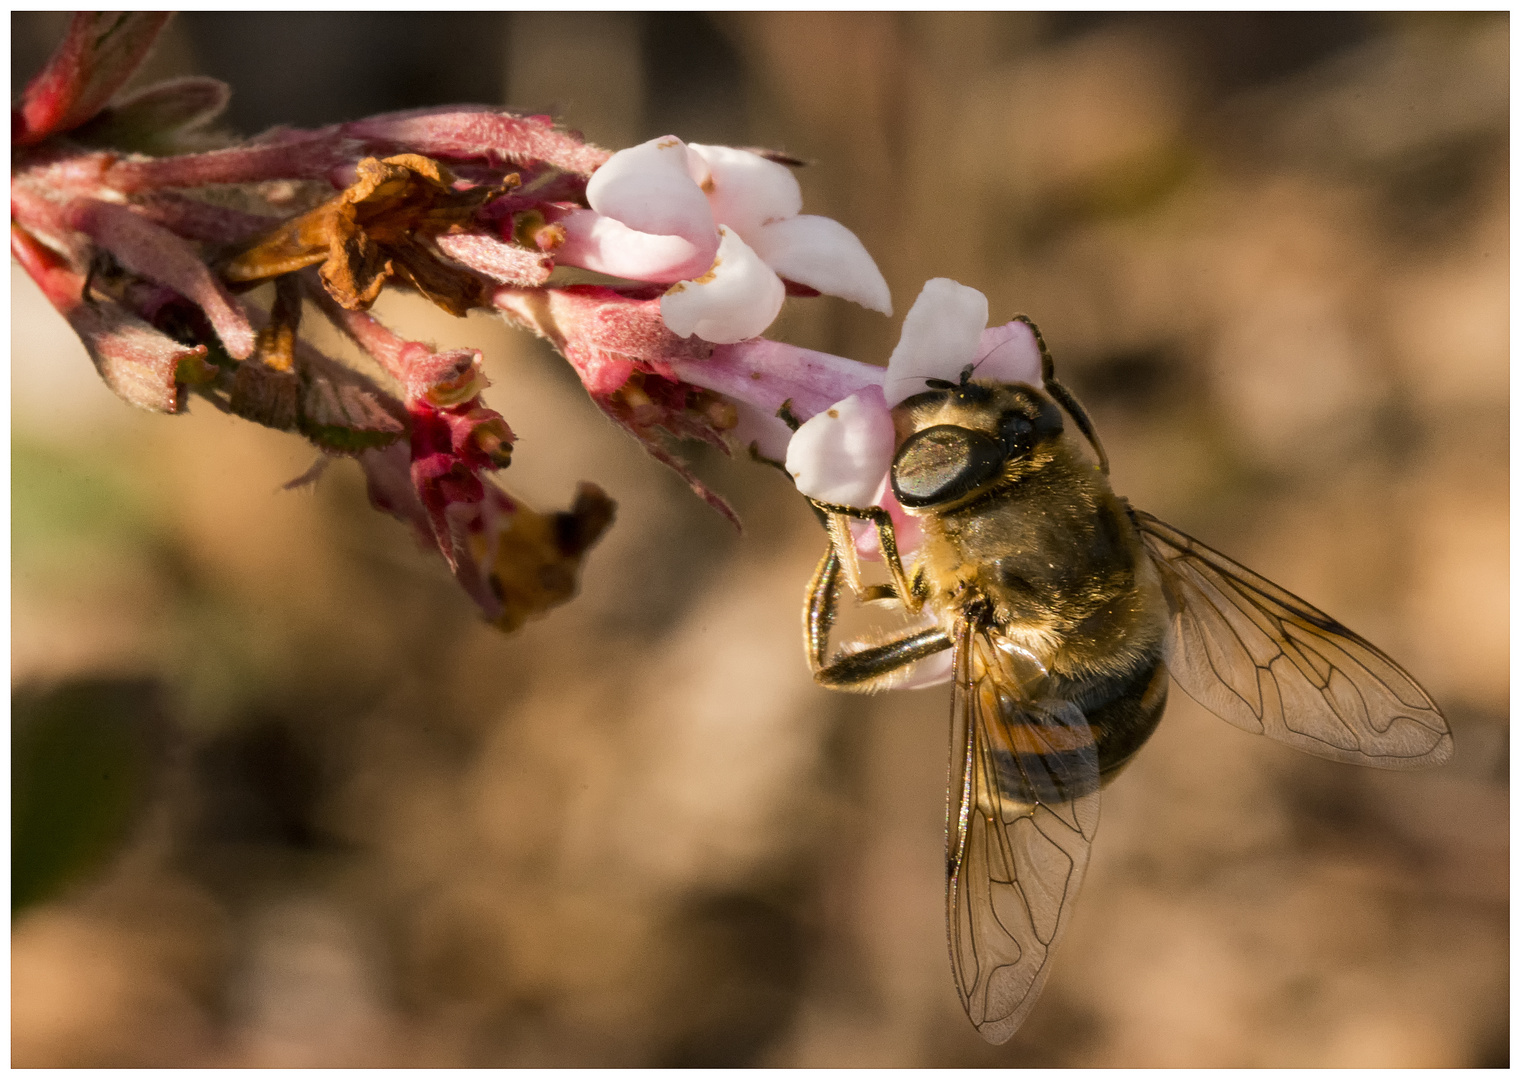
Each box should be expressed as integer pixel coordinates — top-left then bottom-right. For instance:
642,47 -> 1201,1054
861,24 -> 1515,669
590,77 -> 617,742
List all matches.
12,679 -> 167,914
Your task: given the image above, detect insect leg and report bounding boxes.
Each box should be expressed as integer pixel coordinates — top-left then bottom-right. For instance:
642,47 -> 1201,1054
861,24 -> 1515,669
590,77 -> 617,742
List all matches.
810,499 -> 923,614
805,545 -> 952,691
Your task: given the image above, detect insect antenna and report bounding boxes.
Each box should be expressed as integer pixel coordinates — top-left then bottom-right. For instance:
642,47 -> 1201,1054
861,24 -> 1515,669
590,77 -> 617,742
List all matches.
1015,314 -> 1110,476
921,362 -> 980,391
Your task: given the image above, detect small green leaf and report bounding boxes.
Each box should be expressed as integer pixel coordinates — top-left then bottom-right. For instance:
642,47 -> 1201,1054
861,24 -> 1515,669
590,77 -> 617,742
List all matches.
12,679 -> 167,914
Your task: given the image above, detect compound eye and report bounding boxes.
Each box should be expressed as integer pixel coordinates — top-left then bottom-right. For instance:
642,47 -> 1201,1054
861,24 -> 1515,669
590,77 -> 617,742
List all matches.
891,425 -> 1006,509
999,412 -> 1036,457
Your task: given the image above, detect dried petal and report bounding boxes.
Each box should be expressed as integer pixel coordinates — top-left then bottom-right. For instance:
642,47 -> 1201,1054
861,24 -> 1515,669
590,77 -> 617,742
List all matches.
230,361 -> 300,431
784,385 -> 896,506
384,237 -> 488,317
252,274 -> 302,373
226,154 -> 510,316
587,136 -> 717,246
237,298 -> 406,450
474,482 -> 616,632
749,214 -> 892,315
882,278 -> 989,406
660,227 -> 785,344
687,143 -> 803,237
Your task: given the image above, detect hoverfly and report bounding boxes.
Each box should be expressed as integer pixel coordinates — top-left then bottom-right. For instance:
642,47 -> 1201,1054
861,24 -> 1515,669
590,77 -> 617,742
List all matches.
800,318 -> 1452,1045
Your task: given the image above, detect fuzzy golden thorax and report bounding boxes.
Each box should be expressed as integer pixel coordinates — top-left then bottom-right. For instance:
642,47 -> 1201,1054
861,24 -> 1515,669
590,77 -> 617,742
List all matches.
891,380 -> 1167,682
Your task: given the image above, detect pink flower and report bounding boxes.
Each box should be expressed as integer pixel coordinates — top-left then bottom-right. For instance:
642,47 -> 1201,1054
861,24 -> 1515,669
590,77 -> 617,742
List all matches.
784,278 -> 1044,561
553,136 -> 891,344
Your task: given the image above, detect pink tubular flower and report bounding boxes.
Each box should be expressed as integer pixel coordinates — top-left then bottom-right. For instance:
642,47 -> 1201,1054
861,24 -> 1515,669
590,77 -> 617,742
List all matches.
783,278 -> 1044,562
553,136 -> 892,344
15,15 -> 1001,636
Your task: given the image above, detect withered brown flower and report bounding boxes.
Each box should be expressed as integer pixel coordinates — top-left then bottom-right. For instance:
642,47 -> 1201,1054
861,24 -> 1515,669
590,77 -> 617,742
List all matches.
224,153 -> 516,316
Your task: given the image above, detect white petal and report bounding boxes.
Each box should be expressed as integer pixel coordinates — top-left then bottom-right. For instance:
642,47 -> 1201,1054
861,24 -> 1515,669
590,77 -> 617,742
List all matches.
659,227 -> 786,344
749,215 -> 892,315
882,278 -> 989,406
974,319 -> 1043,386
729,400 -> 796,462
687,143 -> 802,238
587,136 -> 717,244
784,385 -> 895,506
555,208 -> 716,283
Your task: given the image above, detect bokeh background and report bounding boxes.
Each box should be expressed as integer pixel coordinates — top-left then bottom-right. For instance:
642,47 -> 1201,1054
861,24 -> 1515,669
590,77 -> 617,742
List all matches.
11,12 -> 1508,1067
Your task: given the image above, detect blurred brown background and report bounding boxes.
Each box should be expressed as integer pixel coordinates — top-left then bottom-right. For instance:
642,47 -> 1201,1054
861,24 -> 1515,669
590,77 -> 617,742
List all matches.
11,12 -> 1508,1067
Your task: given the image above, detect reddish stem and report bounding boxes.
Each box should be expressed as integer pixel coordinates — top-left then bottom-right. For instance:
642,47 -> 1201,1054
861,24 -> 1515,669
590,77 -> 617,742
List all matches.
104,130 -> 357,192
301,275 -> 412,382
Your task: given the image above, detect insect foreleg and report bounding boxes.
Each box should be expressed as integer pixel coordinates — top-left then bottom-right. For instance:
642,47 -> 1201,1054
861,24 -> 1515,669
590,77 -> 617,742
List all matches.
805,546 -> 952,692
809,499 -> 923,614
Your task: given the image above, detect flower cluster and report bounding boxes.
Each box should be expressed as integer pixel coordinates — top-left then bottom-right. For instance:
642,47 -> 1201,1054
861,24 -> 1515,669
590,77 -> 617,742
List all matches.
554,135 -> 891,343
11,13 -> 1029,639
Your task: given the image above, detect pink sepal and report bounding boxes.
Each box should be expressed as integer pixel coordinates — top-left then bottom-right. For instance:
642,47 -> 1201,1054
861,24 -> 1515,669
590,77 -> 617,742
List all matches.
12,224 -> 197,414
131,191 -> 281,245
14,12 -> 171,145
434,230 -> 553,287
341,107 -> 611,175
65,198 -> 255,359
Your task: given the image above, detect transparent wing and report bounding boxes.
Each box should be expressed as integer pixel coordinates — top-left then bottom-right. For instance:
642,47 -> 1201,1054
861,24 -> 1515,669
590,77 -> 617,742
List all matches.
946,619 -> 1101,1045
1133,510 -> 1451,769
